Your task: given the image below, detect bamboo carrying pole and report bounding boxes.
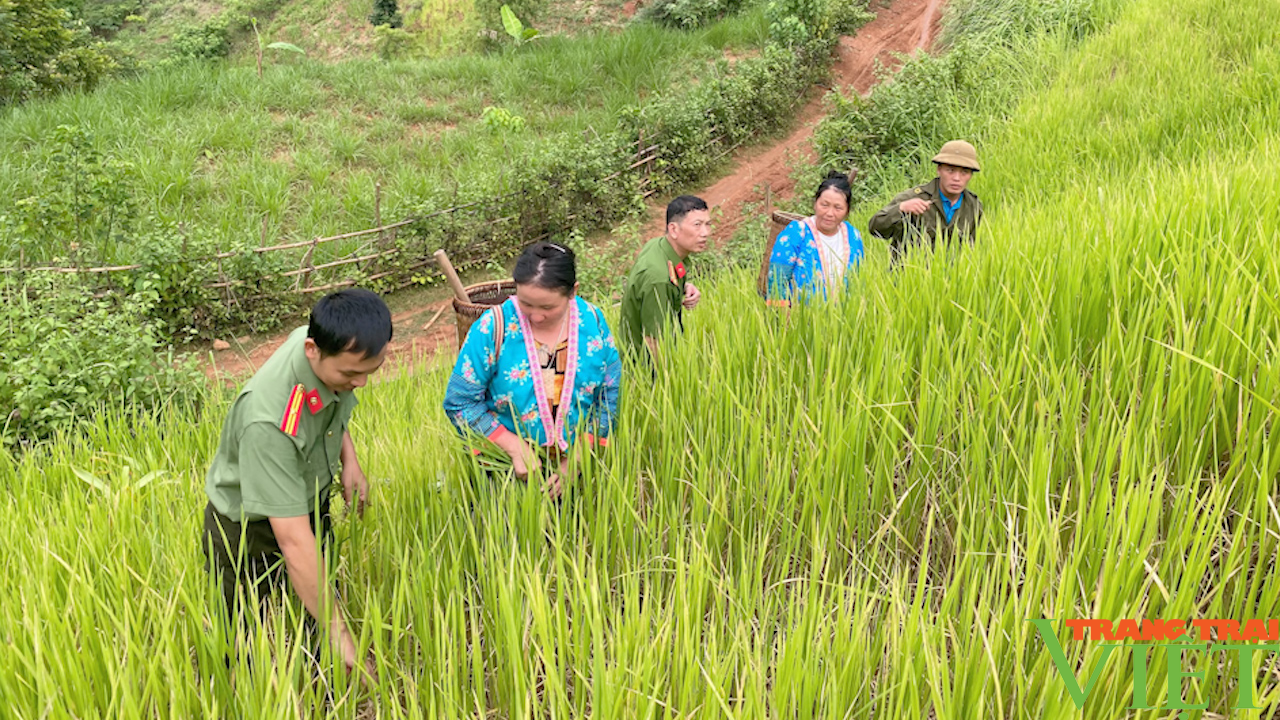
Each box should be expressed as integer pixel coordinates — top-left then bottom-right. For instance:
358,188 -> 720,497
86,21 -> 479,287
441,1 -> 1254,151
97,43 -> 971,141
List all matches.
434,249 -> 471,303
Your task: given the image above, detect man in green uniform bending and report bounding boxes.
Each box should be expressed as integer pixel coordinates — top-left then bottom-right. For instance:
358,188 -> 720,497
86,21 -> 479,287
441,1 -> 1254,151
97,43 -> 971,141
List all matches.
618,195 -> 709,360
203,288 -> 391,677
869,140 -> 984,264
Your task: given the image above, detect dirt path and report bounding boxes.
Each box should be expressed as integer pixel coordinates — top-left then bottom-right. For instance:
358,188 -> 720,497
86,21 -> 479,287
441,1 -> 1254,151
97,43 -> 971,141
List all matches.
204,0 -> 943,384
204,291 -> 462,386
638,0 -> 943,241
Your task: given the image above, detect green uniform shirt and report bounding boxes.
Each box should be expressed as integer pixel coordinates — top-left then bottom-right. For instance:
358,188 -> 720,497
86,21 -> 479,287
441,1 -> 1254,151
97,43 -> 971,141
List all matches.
618,236 -> 686,355
868,176 -> 984,263
205,327 -> 357,521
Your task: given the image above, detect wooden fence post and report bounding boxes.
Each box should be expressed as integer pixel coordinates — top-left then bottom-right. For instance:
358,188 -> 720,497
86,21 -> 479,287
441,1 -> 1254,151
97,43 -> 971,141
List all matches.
297,236 -> 319,291
638,129 -> 648,186
216,256 -> 232,315
367,181 -> 385,278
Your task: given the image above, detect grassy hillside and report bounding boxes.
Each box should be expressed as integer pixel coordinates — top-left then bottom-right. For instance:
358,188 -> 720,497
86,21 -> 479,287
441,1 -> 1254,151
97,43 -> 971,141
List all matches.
101,0 -> 637,62
0,8 -> 768,267
2,0 -> 1278,716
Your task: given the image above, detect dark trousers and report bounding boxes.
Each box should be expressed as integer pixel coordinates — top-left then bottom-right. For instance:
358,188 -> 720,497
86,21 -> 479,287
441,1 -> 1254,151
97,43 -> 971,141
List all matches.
202,500 -> 332,627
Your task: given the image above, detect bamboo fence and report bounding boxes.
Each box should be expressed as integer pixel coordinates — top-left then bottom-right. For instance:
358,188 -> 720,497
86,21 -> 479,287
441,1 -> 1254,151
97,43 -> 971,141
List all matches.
1,82 -> 806,317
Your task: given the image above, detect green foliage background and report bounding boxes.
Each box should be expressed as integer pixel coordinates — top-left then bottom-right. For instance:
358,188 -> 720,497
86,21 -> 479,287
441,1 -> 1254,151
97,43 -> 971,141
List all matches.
2,0 -> 1279,716
0,0 -> 118,104
0,0 -> 854,444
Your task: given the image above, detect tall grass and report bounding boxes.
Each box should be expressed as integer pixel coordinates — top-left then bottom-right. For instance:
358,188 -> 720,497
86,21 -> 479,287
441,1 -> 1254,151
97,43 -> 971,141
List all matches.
811,0 -> 1130,210
0,8 -> 769,266
1,0 -> 1279,715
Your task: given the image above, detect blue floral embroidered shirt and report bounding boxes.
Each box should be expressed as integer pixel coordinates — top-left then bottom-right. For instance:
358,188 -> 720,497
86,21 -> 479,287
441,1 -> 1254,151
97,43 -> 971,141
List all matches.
443,297 -> 622,448
767,218 -> 864,300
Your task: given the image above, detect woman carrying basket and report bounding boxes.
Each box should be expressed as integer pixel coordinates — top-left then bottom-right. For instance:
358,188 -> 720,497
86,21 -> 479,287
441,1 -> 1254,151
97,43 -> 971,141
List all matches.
443,242 -> 622,498
766,171 -> 865,304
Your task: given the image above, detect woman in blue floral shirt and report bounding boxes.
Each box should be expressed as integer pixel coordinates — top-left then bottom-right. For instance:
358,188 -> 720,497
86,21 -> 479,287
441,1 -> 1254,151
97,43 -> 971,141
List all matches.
443,242 -> 622,497
767,171 -> 864,303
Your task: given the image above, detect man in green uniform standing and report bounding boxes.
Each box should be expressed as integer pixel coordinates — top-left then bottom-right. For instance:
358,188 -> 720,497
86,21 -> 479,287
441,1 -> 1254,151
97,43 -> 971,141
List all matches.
618,195 -> 709,361
869,140 -> 984,264
203,288 -> 392,678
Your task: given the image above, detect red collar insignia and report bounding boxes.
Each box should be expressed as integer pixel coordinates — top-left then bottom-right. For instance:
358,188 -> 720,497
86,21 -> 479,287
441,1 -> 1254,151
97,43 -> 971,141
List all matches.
675,263 -> 686,279
304,388 -> 324,414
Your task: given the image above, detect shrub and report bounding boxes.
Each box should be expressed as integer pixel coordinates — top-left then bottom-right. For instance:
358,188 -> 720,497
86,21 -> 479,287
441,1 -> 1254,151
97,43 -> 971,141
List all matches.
813,0 -> 1125,203
57,0 -> 142,34
812,49 -> 977,201
369,0 -> 403,29
640,0 -> 748,29
5,125 -> 137,263
168,18 -> 233,61
0,0 -> 119,105
373,23 -> 415,59
0,274 -> 203,447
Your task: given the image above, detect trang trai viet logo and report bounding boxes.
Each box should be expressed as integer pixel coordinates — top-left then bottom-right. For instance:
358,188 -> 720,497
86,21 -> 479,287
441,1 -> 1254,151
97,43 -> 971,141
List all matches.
1028,618 -> 1280,713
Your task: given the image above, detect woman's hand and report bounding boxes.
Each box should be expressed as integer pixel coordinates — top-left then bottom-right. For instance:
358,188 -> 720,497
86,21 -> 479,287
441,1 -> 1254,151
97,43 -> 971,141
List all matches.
544,471 -> 562,499
512,442 -> 541,479
545,444 -> 583,500
495,433 -> 541,479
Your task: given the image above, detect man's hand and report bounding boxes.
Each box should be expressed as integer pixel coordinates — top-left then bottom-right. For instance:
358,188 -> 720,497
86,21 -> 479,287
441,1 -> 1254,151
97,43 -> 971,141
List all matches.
339,431 -> 369,517
682,282 -> 701,309
332,618 -> 379,684
899,198 -> 930,216
272,515 -> 374,684
340,463 -> 370,517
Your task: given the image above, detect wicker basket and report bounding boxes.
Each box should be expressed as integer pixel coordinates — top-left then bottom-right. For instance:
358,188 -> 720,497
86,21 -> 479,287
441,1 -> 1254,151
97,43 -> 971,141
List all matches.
757,210 -> 806,298
452,280 -> 517,346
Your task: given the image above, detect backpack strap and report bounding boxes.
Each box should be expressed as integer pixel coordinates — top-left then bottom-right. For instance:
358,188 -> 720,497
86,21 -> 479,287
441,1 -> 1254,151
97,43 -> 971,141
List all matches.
492,302 -> 505,358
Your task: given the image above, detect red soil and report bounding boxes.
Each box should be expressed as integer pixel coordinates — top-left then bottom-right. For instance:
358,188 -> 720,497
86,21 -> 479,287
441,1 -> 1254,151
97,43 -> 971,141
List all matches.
637,0 -> 944,242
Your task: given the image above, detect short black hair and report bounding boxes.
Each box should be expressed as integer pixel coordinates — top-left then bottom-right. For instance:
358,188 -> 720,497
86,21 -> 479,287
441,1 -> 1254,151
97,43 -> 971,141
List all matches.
666,195 -> 709,226
308,288 -> 393,358
512,242 -> 577,296
814,170 -> 853,208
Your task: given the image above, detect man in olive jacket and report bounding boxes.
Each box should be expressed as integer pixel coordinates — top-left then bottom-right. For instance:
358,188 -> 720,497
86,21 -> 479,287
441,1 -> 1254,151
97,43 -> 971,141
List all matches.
869,140 -> 984,264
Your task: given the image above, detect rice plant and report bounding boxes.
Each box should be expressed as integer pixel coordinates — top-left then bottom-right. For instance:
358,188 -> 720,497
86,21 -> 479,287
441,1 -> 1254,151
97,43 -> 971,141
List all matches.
0,0 -> 1277,716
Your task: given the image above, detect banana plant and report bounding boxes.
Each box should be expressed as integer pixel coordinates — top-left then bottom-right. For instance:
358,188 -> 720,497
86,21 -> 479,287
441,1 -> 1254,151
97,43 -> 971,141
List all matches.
500,5 -> 540,46
251,18 -> 306,78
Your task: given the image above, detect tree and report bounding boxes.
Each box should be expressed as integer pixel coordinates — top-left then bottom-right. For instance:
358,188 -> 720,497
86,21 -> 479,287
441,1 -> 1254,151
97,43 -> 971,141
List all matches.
369,0 -> 402,28
0,0 -> 116,106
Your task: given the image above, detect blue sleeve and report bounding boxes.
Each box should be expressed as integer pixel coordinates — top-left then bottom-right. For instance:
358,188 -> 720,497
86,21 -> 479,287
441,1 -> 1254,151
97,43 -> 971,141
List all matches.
442,307 -> 504,439
595,312 -> 622,439
847,222 -> 865,265
767,221 -> 804,299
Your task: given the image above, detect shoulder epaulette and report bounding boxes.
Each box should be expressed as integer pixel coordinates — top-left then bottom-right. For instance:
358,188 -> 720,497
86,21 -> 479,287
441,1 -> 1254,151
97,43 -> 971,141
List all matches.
280,383 -> 305,436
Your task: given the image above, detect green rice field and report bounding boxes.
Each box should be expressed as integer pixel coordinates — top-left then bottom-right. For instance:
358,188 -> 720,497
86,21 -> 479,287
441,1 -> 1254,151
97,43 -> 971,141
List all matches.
1,0 -> 1278,716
